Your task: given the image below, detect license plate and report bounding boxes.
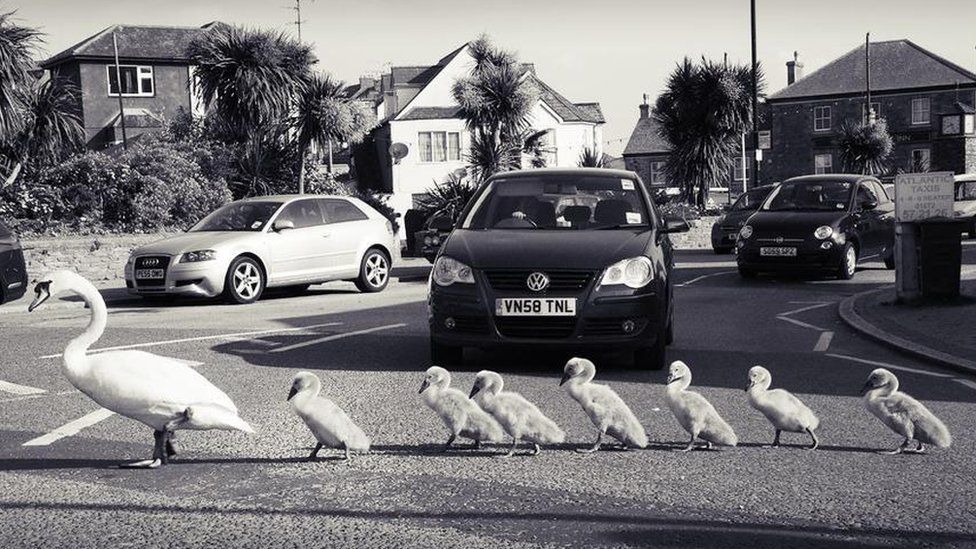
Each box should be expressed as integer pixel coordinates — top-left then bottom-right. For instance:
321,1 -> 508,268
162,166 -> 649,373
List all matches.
760,247 -> 797,257
495,298 -> 576,316
135,268 -> 165,279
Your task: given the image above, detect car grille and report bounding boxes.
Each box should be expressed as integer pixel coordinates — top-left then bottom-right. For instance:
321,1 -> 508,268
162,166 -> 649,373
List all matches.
582,317 -> 648,337
134,255 -> 171,287
484,270 -> 594,293
494,316 -> 577,339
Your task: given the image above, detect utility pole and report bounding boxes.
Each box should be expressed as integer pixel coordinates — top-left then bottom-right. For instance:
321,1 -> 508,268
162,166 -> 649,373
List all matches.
865,33 -> 873,124
112,30 -> 128,150
292,0 -> 313,41
750,0 -> 760,186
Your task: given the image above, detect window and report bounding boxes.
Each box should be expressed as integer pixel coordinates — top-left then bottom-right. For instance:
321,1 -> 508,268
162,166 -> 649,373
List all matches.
275,200 -> 324,229
319,199 -> 368,224
107,65 -> 154,96
814,153 -> 832,175
418,132 -> 461,162
862,102 -> 881,123
911,98 -> 930,125
649,161 -> 666,184
733,161 -> 750,182
911,148 -> 931,170
813,106 -> 831,132
870,181 -> 892,204
856,183 -> 879,209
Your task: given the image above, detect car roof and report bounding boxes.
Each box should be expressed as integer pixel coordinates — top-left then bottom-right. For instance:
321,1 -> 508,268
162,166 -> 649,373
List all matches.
237,194 -> 351,203
955,174 -> 976,182
487,167 -> 639,181
782,174 -> 877,184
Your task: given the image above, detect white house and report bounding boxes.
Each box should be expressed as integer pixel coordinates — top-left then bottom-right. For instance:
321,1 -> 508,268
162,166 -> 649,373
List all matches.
351,43 -> 605,231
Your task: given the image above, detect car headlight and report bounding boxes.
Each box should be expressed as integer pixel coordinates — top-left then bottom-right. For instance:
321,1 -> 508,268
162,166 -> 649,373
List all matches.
739,225 -> 753,239
432,256 -> 474,286
600,256 -> 654,289
814,225 -> 833,240
180,250 -> 217,263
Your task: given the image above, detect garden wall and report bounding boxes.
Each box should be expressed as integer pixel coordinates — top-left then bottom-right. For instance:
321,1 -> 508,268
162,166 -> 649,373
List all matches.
21,233 -> 175,283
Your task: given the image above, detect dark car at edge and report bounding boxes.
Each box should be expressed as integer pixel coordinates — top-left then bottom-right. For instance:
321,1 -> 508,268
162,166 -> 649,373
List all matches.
736,174 -> 895,279
710,185 -> 774,253
427,168 -> 689,370
0,219 -> 28,305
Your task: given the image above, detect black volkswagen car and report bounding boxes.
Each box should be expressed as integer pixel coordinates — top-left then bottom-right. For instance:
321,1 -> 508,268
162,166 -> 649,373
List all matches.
710,185 -> 774,253
427,168 -> 689,369
736,174 -> 895,279
0,219 -> 28,304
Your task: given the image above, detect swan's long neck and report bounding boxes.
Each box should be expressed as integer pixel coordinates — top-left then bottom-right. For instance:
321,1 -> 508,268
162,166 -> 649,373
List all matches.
63,278 -> 107,376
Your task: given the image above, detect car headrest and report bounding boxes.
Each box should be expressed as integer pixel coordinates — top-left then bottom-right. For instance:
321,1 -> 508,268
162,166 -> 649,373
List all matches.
563,205 -> 592,225
594,199 -> 632,225
534,200 -> 557,228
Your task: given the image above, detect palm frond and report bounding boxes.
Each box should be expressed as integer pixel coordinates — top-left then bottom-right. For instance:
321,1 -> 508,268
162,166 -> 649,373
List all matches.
838,119 -> 893,175
0,12 -> 40,141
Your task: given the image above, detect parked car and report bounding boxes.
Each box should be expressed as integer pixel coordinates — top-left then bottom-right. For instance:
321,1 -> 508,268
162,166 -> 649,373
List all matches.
710,185 -> 775,253
954,174 -> 976,239
427,168 -> 689,370
414,214 -> 454,263
0,219 -> 28,305
736,174 -> 895,280
125,195 -> 398,304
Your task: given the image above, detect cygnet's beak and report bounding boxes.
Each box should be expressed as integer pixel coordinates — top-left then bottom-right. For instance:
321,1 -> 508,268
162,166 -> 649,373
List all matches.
559,372 -> 571,386
419,379 -> 430,394
286,386 -> 298,401
859,380 -> 874,396
667,373 -> 679,384
744,380 -> 753,392
468,385 -> 481,399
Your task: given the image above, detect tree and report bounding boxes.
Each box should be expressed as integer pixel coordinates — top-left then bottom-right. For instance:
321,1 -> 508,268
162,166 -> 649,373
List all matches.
6,78 -> 85,171
838,118 -> 893,175
578,146 -> 608,168
0,12 -> 37,142
653,58 -> 763,208
293,73 -> 373,193
452,35 -> 537,183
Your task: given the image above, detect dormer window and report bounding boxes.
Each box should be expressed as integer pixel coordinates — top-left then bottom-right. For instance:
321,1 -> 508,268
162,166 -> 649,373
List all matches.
939,102 -> 975,136
107,65 -> 154,97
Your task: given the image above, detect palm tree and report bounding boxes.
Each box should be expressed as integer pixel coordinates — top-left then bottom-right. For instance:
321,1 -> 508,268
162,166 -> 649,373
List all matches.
838,119 -> 893,175
653,58 -> 763,207
11,78 -> 85,168
293,73 -> 373,193
578,146 -> 607,168
0,11 -> 41,186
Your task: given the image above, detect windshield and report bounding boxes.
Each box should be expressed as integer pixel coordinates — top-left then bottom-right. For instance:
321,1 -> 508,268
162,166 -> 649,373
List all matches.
462,175 -> 651,230
762,180 -> 853,212
957,181 -> 976,201
190,201 -> 283,232
731,188 -> 771,211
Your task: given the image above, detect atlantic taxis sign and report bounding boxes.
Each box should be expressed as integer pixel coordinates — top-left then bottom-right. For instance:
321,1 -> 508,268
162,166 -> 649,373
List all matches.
894,172 -> 954,222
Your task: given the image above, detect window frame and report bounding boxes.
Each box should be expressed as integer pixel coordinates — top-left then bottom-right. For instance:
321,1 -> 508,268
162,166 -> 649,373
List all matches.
813,105 -> 832,132
911,98 -> 930,126
649,160 -> 667,184
417,131 -> 461,163
274,199 -> 326,229
733,161 -> 750,182
106,64 -> 155,97
911,147 -> 931,169
814,153 -> 832,175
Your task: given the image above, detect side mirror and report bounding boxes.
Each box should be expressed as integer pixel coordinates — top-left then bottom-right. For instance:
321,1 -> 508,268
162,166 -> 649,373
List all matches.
273,219 -> 295,232
429,215 -> 454,232
859,200 -> 878,211
662,217 -> 691,234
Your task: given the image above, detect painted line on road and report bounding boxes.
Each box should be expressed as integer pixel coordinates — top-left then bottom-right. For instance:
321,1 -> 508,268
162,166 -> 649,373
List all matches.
776,315 -> 827,332
779,302 -> 835,317
953,378 -> 976,392
825,353 -> 953,378
813,331 -> 834,352
675,270 -> 736,287
38,322 -> 344,359
268,323 -> 408,354
0,389 -> 77,405
0,380 -> 47,396
22,408 -> 115,447
675,261 -> 738,269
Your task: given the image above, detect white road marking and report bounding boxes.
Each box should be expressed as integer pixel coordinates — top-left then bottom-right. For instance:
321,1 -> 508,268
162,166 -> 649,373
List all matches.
22,408 -> 115,446
825,353 -> 953,378
953,378 -> 976,392
675,270 -> 736,287
779,302 -> 835,317
0,380 -> 47,396
675,261 -> 738,269
0,389 -> 77,404
268,323 -> 407,354
776,315 -> 827,332
39,322 -> 344,359
813,331 -> 834,352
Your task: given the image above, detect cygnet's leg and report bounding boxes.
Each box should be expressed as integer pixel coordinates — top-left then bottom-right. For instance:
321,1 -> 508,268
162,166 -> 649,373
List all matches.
440,434 -> 456,453
121,430 -> 165,469
764,429 -> 782,449
472,439 -> 482,450
679,434 -> 697,452
577,431 -> 603,454
902,439 -> 926,454
529,443 -> 541,456
308,442 -> 323,461
343,444 -> 351,462
497,438 -> 519,458
804,428 -> 819,451
704,440 -> 713,451
165,433 -> 180,458
881,438 -> 911,455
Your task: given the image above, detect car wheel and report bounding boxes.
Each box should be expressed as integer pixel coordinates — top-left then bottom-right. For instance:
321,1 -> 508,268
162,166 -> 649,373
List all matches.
883,250 -> 895,270
355,248 -> 390,293
738,267 -> 757,279
635,322 -> 667,370
838,243 -> 857,280
224,256 -> 265,304
430,339 -> 463,366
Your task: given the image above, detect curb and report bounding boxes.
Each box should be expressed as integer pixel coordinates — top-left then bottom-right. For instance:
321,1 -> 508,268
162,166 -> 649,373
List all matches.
838,286 -> 976,376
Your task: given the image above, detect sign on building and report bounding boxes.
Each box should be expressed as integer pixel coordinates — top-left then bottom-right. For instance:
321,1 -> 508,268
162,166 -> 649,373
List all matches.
894,171 -> 954,222
757,130 -> 771,150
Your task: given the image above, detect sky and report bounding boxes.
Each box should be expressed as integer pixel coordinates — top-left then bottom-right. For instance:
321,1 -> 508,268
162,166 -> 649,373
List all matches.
10,0 -> 976,156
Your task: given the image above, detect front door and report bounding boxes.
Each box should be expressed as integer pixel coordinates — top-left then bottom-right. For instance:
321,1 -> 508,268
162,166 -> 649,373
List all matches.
316,198 -> 371,278
267,199 -> 331,284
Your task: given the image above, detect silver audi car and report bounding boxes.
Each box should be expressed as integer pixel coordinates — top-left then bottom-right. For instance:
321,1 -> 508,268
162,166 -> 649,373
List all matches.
124,194 -> 399,304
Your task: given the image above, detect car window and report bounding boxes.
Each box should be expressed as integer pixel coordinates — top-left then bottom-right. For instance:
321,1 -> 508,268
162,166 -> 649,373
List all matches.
731,188 -> 770,211
276,200 -> 325,229
318,199 -> 368,224
870,181 -> 891,204
190,201 -> 282,232
856,183 -> 879,208
957,181 -> 976,201
763,180 -> 853,212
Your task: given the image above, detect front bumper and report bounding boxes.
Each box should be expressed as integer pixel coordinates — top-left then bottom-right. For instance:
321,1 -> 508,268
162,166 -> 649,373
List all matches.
711,225 -> 739,249
125,254 -> 228,298
736,239 -> 843,272
428,269 -> 666,350
1,247 -> 27,302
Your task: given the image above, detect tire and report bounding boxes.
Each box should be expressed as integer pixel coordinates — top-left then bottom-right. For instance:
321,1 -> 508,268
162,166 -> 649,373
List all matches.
223,256 -> 265,304
738,266 -> 757,279
883,251 -> 895,270
430,339 -> 463,366
354,248 -> 391,293
635,324 -> 667,370
838,242 -> 857,280
665,299 -> 674,345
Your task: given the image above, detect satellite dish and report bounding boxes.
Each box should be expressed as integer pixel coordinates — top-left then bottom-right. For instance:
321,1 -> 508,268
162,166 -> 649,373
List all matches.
390,142 -> 409,164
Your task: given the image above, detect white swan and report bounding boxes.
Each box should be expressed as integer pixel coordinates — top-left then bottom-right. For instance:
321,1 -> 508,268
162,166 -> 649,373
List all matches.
861,368 -> 952,454
665,361 -> 737,451
560,357 -> 648,452
288,371 -> 370,461
746,366 -> 819,450
28,271 -> 254,468
419,366 -> 504,451
469,370 -> 565,458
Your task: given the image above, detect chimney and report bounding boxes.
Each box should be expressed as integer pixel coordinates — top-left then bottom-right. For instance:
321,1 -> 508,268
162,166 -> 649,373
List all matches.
786,51 -> 804,85
639,93 -> 650,119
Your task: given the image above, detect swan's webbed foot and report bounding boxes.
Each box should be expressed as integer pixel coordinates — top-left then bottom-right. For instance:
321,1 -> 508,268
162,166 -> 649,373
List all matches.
902,441 -> 926,454
471,439 -> 482,450
679,437 -> 697,453
343,445 -> 352,462
529,443 -> 541,456
495,439 -> 518,458
576,432 -> 603,454
121,430 -> 168,468
880,438 -> 911,455
804,428 -> 819,451
763,430 -> 782,449
120,458 -> 163,469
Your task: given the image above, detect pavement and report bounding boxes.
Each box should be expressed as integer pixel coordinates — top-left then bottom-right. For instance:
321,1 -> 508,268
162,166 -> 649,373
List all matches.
2,248 -> 976,547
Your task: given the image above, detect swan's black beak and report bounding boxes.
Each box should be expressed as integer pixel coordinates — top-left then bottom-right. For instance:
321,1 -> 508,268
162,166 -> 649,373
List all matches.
419,379 -> 430,394
745,381 -> 753,392
286,386 -> 298,401
28,281 -> 52,313
468,385 -> 481,399
667,374 -> 681,385
559,372 -> 571,386
859,380 -> 878,396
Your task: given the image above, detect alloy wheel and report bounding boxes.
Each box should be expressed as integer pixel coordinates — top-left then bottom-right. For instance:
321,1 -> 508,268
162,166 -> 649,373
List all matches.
845,246 -> 857,277
233,262 -> 262,300
365,253 -> 389,288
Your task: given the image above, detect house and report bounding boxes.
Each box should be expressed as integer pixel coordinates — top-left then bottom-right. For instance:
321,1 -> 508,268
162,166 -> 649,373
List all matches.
355,43 -> 605,224
762,40 -> 976,183
39,23 -> 214,150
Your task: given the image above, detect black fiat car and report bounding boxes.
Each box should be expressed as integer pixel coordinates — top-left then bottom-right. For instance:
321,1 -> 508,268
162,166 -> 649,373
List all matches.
0,219 -> 28,304
736,174 -> 895,279
427,168 -> 689,369
710,185 -> 774,253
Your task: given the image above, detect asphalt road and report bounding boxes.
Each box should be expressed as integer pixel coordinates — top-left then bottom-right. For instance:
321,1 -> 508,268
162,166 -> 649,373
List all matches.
2,246 -> 975,548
